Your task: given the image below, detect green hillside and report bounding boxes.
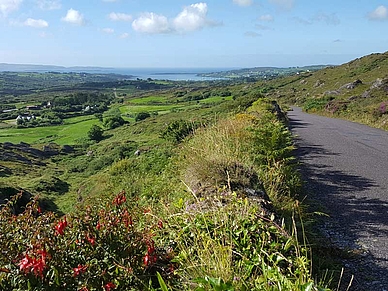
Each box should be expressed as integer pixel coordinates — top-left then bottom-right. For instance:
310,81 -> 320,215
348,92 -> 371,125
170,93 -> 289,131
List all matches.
262,51 -> 388,130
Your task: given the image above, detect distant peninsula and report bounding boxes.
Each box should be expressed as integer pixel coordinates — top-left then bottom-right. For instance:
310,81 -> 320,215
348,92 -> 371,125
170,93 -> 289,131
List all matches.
0,63 -> 128,75
197,65 -> 330,80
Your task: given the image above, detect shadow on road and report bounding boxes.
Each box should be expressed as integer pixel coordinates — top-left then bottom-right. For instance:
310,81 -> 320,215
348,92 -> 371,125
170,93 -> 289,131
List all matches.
289,121 -> 388,290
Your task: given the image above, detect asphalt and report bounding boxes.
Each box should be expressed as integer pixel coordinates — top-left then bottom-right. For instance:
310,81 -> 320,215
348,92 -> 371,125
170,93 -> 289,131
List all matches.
288,107 -> 388,291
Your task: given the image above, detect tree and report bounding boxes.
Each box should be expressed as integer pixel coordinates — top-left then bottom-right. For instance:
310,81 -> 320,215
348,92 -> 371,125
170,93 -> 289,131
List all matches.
88,125 -> 103,141
103,115 -> 126,129
135,112 -> 151,122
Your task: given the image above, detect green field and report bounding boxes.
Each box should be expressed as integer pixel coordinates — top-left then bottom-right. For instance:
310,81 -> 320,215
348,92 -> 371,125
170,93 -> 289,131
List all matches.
127,95 -> 170,104
0,115 -> 99,145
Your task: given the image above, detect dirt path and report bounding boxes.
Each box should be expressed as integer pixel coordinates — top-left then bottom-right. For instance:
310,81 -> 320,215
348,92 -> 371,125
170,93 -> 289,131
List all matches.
288,107 -> 388,291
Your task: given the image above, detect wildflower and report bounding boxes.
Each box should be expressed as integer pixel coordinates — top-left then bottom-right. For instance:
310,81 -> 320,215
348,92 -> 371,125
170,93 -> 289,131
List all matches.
157,219 -> 163,229
113,191 -> 126,206
144,240 -> 157,266
32,258 -> 45,279
19,255 -> 33,273
79,287 -> 89,291
73,265 -> 87,277
55,217 -> 68,235
18,250 -> 47,279
96,221 -> 101,230
86,235 -> 96,246
104,282 -> 116,291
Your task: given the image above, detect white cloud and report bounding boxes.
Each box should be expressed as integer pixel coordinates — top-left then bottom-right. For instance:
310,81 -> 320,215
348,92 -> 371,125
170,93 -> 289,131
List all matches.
102,27 -> 114,34
36,0 -> 61,10
119,32 -> 129,39
24,18 -> 48,28
259,14 -> 274,22
108,12 -> 132,22
0,0 -> 23,16
233,0 -> 253,7
61,8 -> 85,26
132,2 -> 218,34
173,2 -> 214,32
132,12 -> 170,34
368,5 -> 388,20
268,0 -> 294,10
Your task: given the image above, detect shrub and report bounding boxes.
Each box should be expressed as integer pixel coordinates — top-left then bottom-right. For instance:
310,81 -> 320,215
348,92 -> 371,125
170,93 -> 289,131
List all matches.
161,120 -> 199,143
87,125 -> 104,141
135,112 -> 151,122
0,191 -> 171,290
103,116 -> 127,129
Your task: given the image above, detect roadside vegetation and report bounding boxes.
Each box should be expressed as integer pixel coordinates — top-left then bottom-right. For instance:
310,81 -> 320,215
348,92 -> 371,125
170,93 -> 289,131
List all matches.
6,58 -> 385,289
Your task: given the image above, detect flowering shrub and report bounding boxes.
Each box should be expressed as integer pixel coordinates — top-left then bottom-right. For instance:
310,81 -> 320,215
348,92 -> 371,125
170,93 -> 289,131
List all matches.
0,191 -> 170,290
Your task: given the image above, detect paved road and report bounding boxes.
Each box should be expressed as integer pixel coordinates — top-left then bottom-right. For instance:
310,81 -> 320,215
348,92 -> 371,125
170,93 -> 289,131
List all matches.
288,107 -> 388,291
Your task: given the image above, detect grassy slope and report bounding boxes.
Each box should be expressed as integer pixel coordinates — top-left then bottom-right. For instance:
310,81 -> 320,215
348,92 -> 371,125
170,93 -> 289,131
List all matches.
262,51 -> 388,130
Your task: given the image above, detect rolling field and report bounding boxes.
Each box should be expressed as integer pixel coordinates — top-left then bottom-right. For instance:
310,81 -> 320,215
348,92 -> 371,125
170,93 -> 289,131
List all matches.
0,115 -> 99,145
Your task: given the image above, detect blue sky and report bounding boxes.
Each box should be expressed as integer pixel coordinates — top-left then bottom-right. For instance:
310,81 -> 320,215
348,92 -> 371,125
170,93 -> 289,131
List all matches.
0,0 -> 387,68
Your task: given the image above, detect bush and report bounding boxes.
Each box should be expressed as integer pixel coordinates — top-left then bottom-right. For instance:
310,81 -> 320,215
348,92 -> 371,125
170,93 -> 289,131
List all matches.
161,120 -> 199,143
0,191 -> 171,290
135,112 -> 151,122
87,125 -> 103,141
103,116 -> 127,129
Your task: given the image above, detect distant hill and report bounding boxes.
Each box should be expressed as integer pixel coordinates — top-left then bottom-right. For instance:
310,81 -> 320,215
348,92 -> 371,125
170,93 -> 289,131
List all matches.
263,51 -> 388,130
0,63 -> 114,73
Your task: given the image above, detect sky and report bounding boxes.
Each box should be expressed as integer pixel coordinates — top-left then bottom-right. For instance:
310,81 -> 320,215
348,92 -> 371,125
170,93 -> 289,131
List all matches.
0,0 -> 388,68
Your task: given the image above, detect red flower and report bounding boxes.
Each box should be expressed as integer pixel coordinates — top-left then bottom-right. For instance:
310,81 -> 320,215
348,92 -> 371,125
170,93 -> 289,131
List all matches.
19,255 -> 33,273
18,250 -> 47,279
157,219 -> 163,229
113,191 -> 126,206
55,217 -> 68,235
104,282 -> 116,291
79,287 -> 89,291
32,259 -> 45,279
96,222 -> 101,230
73,265 -> 88,277
86,235 -> 96,246
144,240 -> 157,266
143,254 -> 150,266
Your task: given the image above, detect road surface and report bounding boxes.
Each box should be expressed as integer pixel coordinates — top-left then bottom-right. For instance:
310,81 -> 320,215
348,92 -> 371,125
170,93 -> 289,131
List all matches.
288,107 -> 388,291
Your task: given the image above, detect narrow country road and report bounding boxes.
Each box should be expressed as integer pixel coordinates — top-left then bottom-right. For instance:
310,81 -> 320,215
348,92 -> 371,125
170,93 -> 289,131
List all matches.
288,107 -> 388,291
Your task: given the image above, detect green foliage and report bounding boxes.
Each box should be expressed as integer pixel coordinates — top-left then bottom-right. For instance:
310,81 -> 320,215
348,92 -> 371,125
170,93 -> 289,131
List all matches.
103,115 -> 127,129
87,125 -> 103,141
165,194 -> 318,290
30,176 -> 70,195
161,120 -> 199,143
135,112 -> 151,122
222,92 -> 263,113
303,98 -> 332,113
